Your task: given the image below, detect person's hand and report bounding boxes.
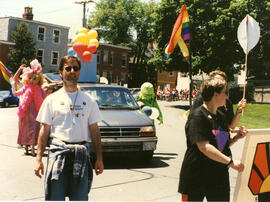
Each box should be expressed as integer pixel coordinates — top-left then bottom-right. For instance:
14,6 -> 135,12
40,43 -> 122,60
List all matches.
34,160 -> 44,178
19,64 -> 27,71
237,99 -> 247,113
95,158 -> 104,175
237,126 -> 248,139
229,159 -> 244,172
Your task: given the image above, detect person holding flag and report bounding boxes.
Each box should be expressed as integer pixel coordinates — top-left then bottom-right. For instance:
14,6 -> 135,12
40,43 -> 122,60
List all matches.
178,77 -> 247,202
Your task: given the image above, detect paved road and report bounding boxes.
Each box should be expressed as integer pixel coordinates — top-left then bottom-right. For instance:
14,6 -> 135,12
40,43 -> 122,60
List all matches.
0,100 -> 244,201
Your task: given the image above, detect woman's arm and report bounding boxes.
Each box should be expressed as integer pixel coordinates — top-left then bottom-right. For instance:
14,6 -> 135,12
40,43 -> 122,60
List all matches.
197,141 -> 244,172
13,64 -> 26,84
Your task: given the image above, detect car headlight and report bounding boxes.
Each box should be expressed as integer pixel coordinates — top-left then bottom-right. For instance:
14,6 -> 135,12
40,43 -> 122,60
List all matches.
140,126 -> 156,137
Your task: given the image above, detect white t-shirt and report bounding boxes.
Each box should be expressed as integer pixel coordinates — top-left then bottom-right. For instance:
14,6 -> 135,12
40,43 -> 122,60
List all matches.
36,87 -> 102,143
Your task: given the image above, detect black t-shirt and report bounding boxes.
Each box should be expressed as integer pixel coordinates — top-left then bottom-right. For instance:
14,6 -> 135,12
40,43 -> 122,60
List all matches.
178,106 -> 231,194
190,95 -> 234,126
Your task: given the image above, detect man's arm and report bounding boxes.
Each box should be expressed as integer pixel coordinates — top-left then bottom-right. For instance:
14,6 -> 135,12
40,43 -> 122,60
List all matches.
34,123 -> 50,178
89,123 -> 104,175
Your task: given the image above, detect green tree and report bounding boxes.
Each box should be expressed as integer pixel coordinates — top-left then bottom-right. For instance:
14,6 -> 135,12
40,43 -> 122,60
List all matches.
152,0 -> 270,81
88,0 -> 158,87
7,22 -> 37,72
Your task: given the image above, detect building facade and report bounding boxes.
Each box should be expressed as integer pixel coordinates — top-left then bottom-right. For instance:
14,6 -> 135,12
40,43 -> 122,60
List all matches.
96,43 -> 131,86
0,7 -> 69,73
157,70 -> 178,90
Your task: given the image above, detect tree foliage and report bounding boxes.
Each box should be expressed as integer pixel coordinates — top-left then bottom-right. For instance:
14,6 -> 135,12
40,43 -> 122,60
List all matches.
7,22 -> 37,72
152,0 -> 270,81
88,0 -> 158,87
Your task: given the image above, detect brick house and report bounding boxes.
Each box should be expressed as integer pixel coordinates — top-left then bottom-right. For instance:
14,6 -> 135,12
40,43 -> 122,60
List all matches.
157,70 -> 178,90
96,43 -> 131,86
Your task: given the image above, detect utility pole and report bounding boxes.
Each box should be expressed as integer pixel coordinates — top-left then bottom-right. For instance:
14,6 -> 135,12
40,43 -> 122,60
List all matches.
75,0 -> 95,28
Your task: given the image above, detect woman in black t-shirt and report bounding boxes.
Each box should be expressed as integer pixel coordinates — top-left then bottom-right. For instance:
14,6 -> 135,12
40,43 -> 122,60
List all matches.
178,77 -> 247,202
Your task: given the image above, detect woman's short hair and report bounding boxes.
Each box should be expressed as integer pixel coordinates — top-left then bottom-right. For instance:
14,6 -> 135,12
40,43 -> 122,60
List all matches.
59,55 -> 81,71
201,77 -> 227,102
209,70 -> 227,81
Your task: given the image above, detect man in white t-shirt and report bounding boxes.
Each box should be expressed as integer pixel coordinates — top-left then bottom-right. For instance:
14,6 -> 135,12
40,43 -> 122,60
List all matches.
34,55 -> 104,201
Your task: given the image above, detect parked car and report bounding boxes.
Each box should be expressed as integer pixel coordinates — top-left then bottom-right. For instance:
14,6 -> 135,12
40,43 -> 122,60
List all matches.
42,74 -> 157,161
43,72 -> 62,83
80,83 -> 157,161
0,90 -> 19,107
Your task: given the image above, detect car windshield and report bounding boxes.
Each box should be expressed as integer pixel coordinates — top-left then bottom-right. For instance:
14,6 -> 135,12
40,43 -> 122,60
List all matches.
44,73 -> 62,82
0,91 -> 10,98
81,86 -> 139,109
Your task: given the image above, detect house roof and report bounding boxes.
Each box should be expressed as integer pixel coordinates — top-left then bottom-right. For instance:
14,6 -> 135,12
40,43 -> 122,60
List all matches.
0,40 -> 15,45
0,16 -> 70,30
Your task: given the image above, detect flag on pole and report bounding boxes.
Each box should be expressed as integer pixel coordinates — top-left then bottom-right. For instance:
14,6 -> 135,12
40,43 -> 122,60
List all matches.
0,61 -> 13,85
164,4 -> 191,61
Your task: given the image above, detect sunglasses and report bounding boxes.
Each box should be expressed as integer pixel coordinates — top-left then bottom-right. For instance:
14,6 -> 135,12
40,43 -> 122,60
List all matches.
65,66 -> 80,72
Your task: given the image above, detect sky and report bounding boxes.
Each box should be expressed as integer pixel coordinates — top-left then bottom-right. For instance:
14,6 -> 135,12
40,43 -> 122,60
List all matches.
0,0 -> 96,39
0,0 -> 158,40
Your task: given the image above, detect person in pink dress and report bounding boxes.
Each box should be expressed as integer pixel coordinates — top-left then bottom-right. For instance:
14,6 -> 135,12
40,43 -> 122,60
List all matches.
13,59 -> 46,156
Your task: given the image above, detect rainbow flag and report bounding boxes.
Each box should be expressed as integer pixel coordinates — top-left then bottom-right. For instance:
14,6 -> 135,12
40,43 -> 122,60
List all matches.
0,61 -> 13,85
164,4 -> 191,61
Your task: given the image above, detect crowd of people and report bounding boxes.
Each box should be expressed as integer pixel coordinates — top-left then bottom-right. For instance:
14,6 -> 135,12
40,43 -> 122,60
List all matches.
156,87 -> 199,102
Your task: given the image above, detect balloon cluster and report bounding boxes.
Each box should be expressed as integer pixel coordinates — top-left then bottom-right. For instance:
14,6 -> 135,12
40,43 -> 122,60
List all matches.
68,27 -> 99,62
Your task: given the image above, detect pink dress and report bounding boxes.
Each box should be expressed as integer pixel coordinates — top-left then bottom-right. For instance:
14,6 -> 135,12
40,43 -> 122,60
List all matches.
14,84 -> 46,146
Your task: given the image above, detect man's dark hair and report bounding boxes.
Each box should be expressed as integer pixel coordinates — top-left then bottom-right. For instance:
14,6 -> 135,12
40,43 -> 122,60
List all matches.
201,77 -> 227,102
59,55 -> 81,71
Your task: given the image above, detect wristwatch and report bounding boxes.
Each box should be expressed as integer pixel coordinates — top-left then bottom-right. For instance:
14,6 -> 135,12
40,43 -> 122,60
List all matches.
227,158 -> 233,167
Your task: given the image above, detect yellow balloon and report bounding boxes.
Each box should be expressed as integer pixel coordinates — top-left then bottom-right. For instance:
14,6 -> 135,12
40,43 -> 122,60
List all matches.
88,29 -> 98,39
77,27 -> 88,34
89,38 -> 99,48
76,33 -> 87,43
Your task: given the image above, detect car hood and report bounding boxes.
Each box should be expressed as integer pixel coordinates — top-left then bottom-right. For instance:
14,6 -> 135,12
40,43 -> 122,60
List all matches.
98,109 -> 153,127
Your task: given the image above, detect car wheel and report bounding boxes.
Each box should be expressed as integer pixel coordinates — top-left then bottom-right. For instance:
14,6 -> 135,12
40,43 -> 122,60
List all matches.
4,102 -> 9,108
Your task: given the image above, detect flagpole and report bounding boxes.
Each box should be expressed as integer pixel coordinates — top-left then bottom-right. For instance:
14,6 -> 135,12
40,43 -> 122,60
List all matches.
243,15 -> 249,99
188,44 -> 193,108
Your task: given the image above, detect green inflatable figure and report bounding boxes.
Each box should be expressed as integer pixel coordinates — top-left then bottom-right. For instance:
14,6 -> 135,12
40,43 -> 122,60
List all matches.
136,82 -> 163,124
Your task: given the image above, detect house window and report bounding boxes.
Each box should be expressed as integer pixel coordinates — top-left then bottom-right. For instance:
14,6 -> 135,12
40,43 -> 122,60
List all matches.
37,49 -> 44,64
37,26 -> 45,41
51,51 -> 59,65
169,72 -> 174,77
103,51 -> 108,64
97,51 -> 101,64
53,29 -> 60,43
109,52 -> 114,66
121,72 -> 126,81
122,55 -> 127,68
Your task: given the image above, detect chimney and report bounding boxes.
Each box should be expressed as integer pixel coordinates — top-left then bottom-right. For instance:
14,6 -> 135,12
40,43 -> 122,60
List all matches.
22,7 -> 33,20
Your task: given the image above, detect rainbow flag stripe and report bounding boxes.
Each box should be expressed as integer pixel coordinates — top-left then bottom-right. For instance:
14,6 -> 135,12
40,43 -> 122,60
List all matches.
164,4 -> 191,60
0,61 -> 13,85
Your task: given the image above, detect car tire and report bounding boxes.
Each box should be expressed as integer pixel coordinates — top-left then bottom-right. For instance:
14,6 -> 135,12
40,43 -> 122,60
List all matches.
4,102 -> 9,108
